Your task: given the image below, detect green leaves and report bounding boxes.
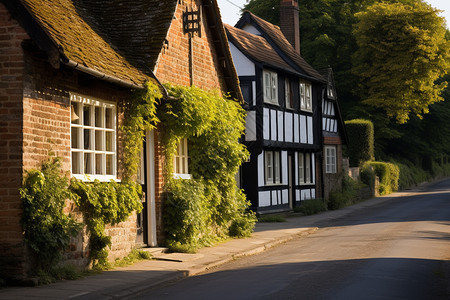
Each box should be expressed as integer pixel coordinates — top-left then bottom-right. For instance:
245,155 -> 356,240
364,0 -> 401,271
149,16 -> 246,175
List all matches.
353,1 -> 450,123
20,157 -> 81,271
160,84 -> 254,252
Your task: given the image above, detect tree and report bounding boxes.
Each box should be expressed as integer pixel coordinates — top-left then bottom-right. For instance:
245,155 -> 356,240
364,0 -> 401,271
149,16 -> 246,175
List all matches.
352,2 -> 450,123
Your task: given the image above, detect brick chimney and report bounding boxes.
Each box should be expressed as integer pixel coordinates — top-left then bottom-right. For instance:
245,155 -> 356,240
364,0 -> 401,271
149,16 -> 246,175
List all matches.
280,0 -> 300,54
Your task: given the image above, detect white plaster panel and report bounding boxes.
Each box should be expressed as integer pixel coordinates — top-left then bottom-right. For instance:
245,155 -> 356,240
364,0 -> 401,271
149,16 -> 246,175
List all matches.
272,190 -> 277,206
311,152 -> 315,184
278,111 -> 284,142
285,112 -> 293,143
311,189 -> 316,199
331,104 -> 335,116
278,190 -> 282,205
307,116 -> 313,144
296,189 -> 300,202
282,189 -> 289,204
228,42 -> 255,76
271,109 -> 277,141
294,114 -> 299,143
242,24 -> 261,35
322,118 -> 326,131
294,151 -> 298,182
334,120 -> 338,132
258,153 -> 264,187
282,151 -> 288,185
245,111 -> 256,141
259,191 -> 271,207
300,115 -> 307,144
263,108 -> 270,140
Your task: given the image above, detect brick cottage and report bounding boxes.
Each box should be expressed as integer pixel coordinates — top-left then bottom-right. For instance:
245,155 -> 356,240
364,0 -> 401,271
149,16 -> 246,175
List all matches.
0,0 -> 241,281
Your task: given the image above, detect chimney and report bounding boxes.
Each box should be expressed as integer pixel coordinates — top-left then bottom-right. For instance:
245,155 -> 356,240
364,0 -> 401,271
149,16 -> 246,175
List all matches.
280,0 -> 300,54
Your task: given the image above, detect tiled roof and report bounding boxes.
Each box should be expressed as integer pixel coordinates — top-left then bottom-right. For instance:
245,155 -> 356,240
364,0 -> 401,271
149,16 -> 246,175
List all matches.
225,24 -> 300,75
238,11 -> 324,82
19,0 -> 177,87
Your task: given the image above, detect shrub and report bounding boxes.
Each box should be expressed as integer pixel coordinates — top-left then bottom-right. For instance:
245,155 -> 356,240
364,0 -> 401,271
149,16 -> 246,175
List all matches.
395,160 -> 430,189
229,213 -> 257,238
364,161 -> 399,195
345,119 -> 374,167
328,176 -> 359,210
20,157 -> 81,273
295,198 -> 327,215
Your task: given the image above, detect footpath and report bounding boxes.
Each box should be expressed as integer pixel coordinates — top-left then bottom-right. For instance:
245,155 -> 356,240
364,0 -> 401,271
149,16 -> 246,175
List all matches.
0,186 -> 432,300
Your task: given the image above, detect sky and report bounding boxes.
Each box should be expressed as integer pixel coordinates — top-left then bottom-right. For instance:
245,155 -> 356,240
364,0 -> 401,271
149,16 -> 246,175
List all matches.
217,0 -> 450,27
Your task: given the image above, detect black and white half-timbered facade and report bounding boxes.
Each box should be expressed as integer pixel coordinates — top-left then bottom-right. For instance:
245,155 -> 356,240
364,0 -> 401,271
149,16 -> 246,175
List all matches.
225,4 -> 327,213
320,68 -> 348,199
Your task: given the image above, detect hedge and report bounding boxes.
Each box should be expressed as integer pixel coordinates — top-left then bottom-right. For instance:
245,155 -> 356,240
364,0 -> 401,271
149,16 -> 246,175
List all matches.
362,161 -> 399,195
345,119 -> 374,167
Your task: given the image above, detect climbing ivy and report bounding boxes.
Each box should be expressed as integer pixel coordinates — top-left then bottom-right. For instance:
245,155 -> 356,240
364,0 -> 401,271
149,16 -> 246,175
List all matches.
20,157 -> 81,272
121,81 -> 161,181
159,84 -> 256,252
70,179 -> 143,269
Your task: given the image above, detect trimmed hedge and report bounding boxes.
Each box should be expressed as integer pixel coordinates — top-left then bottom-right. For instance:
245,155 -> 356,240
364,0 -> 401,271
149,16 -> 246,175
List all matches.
345,119 -> 374,167
363,161 -> 399,195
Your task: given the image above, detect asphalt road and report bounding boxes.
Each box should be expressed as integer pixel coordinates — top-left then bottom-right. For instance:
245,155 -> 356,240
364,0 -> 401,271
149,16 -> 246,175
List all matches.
135,180 -> 450,299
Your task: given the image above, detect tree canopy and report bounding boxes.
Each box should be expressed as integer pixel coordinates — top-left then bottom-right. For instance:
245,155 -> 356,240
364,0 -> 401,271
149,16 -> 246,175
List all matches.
352,1 -> 450,123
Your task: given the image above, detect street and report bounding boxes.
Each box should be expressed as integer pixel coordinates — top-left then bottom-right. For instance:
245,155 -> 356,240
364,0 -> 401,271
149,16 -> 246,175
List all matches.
135,180 -> 450,299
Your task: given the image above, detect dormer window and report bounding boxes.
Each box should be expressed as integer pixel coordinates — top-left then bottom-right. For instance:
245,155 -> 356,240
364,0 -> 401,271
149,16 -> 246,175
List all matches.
263,70 -> 278,105
327,82 -> 335,99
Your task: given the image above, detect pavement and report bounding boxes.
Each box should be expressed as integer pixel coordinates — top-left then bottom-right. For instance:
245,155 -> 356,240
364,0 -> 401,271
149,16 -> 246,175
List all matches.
0,185 -> 434,299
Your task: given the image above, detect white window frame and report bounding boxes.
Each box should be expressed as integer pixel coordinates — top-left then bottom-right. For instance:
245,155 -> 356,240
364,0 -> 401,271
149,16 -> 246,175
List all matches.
70,93 -> 117,182
298,152 -> 313,185
300,81 -> 312,112
265,150 -> 281,185
263,70 -> 278,105
285,79 -> 293,109
173,138 -> 191,179
325,146 -> 337,174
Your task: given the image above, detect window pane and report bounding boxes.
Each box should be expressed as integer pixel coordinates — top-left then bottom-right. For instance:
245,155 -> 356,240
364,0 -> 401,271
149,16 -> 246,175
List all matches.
298,153 -> 304,184
84,153 -> 92,174
105,132 -> 113,152
83,105 -> 91,126
72,152 -> 81,174
95,130 -> 103,151
106,155 -> 113,175
84,129 -> 91,150
71,127 -> 80,149
105,108 -> 113,129
305,153 -> 311,183
95,154 -> 103,174
95,107 -> 102,127
274,152 -> 280,183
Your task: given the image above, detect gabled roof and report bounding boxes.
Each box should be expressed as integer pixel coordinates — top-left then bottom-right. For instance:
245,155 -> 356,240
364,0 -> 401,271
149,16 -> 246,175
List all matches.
319,67 -> 348,145
234,11 -> 325,83
4,0 -> 242,100
225,24 -> 300,75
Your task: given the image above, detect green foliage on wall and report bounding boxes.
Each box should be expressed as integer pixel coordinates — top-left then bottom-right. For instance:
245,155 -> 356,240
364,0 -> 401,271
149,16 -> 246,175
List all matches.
19,157 -> 81,272
121,81 -> 161,181
363,161 -> 400,195
159,84 -> 256,252
70,180 -> 142,268
345,119 -> 374,167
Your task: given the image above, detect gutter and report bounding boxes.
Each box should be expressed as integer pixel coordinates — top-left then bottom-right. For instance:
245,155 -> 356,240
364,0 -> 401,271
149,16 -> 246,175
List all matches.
61,57 -> 168,97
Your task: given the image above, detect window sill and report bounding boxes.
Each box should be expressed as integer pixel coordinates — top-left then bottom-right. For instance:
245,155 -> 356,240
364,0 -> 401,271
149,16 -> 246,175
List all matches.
264,182 -> 282,186
173,173 -> 192,180
72,174 -> 119,182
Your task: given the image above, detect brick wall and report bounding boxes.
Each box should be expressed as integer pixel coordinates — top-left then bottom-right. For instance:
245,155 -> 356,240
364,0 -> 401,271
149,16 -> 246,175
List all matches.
0,2 -> 28,280
152,0 -> 231,244
154,0 -> 223,91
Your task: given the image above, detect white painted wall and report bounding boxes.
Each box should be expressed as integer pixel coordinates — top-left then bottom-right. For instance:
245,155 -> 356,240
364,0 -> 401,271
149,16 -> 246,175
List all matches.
228,42 -> 255,76
242,24 -> 261,35
245,111 -> 257,141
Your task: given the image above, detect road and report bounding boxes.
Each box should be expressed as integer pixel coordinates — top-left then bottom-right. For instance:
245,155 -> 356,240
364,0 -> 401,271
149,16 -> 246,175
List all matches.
135,180 -> 450,299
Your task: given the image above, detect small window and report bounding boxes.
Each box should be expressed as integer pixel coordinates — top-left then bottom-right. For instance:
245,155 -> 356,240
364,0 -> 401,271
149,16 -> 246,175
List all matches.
298,152 -> 313,185
263,70 -> 278,105
325,146 -> 337,173
173,138 -> 191,179
265,151 -> 281,185
71,94 -> 116,181
300,81 -> 312,112
285,79 -> 293,109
